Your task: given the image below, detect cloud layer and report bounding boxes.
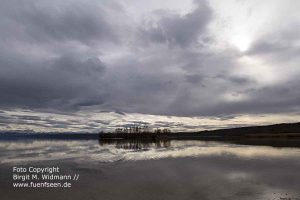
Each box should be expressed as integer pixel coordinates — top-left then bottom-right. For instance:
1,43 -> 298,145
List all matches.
0,0 -> 300,131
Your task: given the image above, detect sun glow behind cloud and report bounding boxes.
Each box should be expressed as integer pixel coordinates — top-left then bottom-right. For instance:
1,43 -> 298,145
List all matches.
209,0 -> 279,52
231,34 -> 251,52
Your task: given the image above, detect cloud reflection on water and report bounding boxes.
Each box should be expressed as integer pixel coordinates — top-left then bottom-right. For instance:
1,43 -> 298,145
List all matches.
1,139 -> 300,200
1,139 -> 300,164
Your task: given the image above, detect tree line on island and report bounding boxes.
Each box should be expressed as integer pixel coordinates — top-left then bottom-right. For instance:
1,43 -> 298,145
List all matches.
115,125 -> 171,134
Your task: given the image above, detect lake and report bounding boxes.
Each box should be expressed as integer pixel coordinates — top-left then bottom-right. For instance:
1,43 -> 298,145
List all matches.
0,138 -> 300,200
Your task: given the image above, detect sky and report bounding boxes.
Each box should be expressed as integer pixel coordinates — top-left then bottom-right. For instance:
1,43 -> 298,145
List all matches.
0,0 -> 300,132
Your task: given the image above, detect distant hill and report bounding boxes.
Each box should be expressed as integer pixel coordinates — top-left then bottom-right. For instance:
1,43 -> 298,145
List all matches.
196,122 -> 300,137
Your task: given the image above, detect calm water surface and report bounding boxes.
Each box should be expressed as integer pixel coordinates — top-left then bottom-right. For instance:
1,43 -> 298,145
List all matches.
0,138 -> 300,200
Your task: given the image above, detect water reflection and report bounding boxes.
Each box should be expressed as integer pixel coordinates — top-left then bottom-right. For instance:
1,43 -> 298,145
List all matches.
1,138 -> 300,200
99,139 -> 171,150
1,138 -> 300,164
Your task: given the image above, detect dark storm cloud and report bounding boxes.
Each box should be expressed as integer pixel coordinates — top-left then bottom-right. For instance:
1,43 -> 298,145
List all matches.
138,0 -> 212,48
247,38 -> 300,62
227,76 -> 252,85
247,20 -> 300,60
195,80 -> 300,116
248,41 -> 289,55
0,0 -> 119,45
0,54 -> 106,110
240,83 -> 300,112
11,115 -> 42,121
0,0 -> 122,113
0,115 -> 13,124
0,0 -> 242,117
185,74 -> 206,85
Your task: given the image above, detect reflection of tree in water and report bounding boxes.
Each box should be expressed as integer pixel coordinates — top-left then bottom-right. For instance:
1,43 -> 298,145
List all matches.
99,139 -> 171,150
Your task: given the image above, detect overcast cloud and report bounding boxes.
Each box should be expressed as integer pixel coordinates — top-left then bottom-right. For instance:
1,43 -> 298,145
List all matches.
0,0 -> 300,132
